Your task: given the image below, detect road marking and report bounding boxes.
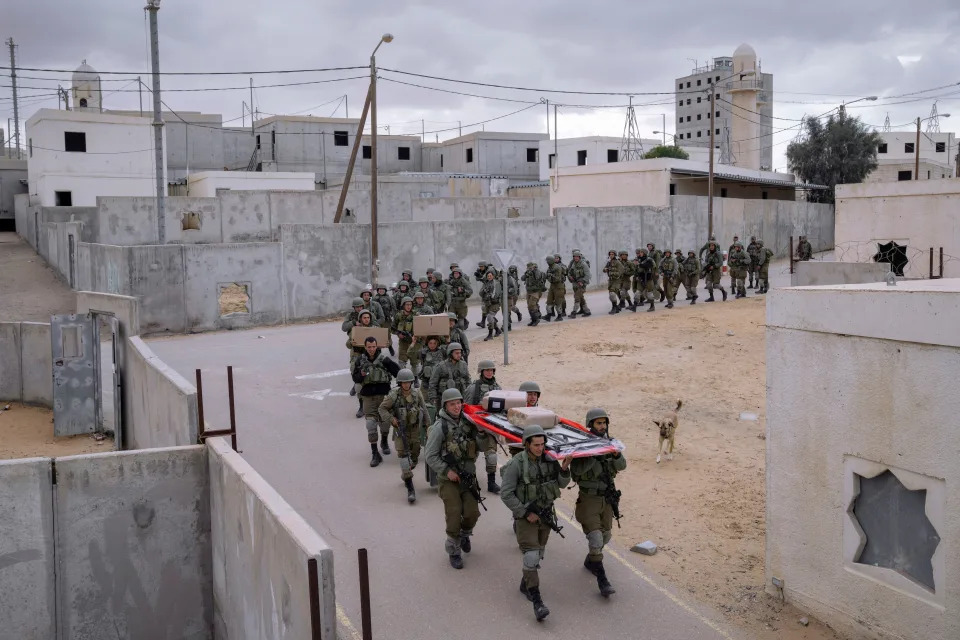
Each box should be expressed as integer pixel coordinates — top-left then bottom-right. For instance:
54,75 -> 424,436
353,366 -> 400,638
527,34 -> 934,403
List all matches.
296,369 -> 350,380
289,389 -> 351,401
336,603 -> 362,640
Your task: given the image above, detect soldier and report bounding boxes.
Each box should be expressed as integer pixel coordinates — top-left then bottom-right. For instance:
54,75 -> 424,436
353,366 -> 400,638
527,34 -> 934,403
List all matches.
728,242 -> 752,298
380,368 -> 429,503
479,270 -> 503,341
616,249 -> 633,311
500,425 -> 572,621
428,342 -> 471,406
507,265 -> 523,325
701,241 -> 729,302
412,289 -> 434,315
418,336 -> 445,396
342,297 -> 367,362
392,297 -> 417,370
567,250 -> 592,318
343,305 -> 378,417
544,256 -> 566,322
634,247 -> 657,312
746,236 -> 761,289
445,312 -> 471,364
373,283 -> 395,324
757,240 -> 774,294
727,235 -> 741,294
360,286 -> 385,325
553,253 -> 569,318
797,235 -> 812,261
699,234 -> 718,260
602,250 -> 624,315
570,408 -> 626,598
682,250 -> 701,304
351,336 -> 400,467
465,360 -> 503,494
675,249 -> 692,299
393,281 -> 412,316
415,278 -> 435,311
519,380 -> 541,407
447,267 -> 473,330
646,242 -> 666,302
521,261 -> 546,326
659,249 -> 679,309
475,261 -> 491,328
429,270 -> 449,314
425,388 -> 483,569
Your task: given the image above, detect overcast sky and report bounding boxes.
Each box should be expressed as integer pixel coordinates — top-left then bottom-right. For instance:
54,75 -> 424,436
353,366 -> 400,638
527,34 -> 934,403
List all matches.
4,0 -> 959,171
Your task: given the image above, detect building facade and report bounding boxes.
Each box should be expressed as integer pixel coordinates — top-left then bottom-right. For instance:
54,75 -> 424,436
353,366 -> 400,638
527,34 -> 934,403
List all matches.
537,136 -> 661,181
421,131 -> 548,180
866,131 -> 956,182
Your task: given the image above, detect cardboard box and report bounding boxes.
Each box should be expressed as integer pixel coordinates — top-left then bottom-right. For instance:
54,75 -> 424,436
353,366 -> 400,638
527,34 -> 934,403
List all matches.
483,390 -> 527,413
508,406 -> 558,429
413,314 -> 450,338
351,326 -> 390,348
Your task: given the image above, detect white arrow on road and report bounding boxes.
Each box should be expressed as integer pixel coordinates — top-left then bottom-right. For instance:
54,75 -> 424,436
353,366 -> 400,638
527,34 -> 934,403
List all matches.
289,389 -> 352,401
295,368 -> 350,380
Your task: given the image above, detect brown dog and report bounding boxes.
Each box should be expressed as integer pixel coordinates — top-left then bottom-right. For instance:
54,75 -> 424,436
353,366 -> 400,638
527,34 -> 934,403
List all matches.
654,400 -> 683,464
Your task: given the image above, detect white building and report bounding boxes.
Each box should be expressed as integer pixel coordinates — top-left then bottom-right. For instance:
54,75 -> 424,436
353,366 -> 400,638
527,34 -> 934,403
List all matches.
675,45 -> 774,171
184,171 -> 316,197
867,131 -> 956,182
421,131 -> 548,180
537,136 -> 661,181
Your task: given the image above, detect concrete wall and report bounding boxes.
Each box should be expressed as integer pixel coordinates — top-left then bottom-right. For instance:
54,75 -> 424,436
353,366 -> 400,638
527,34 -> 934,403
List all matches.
126,337 -> 198,450
766,279 -> 960,640
0,321 -> 54,406
208,437 -> 336,640
0,457 -> 56,640
0,158 -> 29,224
791,261 -> 892,286
55,446 -> 212,639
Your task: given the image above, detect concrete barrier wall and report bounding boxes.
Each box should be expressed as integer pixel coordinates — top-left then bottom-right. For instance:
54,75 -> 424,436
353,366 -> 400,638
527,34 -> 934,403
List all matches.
791,261 -> 892,287
126,337 -> 198,449
0,457 -> 56,640
0,321 -> 55,406
208,437 -> 336,640
0,321 -> 22,401
55,446 -> 212,639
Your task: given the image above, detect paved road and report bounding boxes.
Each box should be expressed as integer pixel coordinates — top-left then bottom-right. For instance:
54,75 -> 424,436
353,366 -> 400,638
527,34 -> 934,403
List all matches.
146,257 -> 813,639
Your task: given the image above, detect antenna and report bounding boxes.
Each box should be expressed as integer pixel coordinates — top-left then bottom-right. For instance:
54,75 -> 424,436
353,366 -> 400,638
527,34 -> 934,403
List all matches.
618,96 -> 645,161
926,101 -> 941,133
882,113 -> 891,132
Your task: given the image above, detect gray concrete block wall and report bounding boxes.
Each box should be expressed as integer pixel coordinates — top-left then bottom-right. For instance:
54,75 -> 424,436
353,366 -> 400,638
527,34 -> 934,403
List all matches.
373,222 -> 437,287
169,197 -> 223,245
40,207 -> 99,243
790,262 -> 891,286
126,337 -> 199,449
220,191 -> 272,242
97,197 -> 159,245
0,457 -> 56,640
505,218 -> 559,272
21,322 -> 53,406
555,207 -> 600,284
0,321 -> 22,401
127,244 -> 188,334
54,446 -> 212,640
433,219 -> 507,293
268,190 -> 325,237
207,438 -> 336,640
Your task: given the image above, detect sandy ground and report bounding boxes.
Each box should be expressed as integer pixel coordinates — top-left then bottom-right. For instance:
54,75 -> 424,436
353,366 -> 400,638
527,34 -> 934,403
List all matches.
0,232 -> 76,322
471,296 -> 843,640
0,404 -> 111,460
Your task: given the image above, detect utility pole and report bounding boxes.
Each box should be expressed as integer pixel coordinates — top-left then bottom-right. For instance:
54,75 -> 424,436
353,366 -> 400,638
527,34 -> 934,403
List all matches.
7,38 -> 21,159
138,76 -> 143,116
708,90 -> 716,237
345,94 -> 349,119
545,98 -> 550,138
145,1 -> 166,244
249,78 -> 255,138
915,117 -> 921,180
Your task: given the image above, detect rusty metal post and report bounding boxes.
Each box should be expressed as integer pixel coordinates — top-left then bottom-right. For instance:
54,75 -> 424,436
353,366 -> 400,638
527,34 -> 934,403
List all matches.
789,236 -> 795,275
930,247 -> 934,279
308,558 -> 323,639
358,548 -> 372,640
195,369 -> 205,441
227,366 -> 238,452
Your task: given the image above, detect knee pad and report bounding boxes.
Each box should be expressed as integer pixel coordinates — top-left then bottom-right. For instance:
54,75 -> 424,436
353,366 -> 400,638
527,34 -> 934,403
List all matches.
399,457 -> 411,474
485,451 -> 498,466
523,549 -> 541,571
602,530 -> 612,546
586,529 -> 604,553
365,418 -> 378,433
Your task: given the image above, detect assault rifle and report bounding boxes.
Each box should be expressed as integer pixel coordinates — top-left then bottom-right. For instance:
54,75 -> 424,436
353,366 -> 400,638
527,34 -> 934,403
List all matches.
524,501 -> 564,538
395,407 -> 416,471
442,453 -> 488,511
600,466 -> 623,528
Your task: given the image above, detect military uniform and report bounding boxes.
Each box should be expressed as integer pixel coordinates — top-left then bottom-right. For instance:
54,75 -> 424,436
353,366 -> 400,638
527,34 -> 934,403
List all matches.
646,243 -> 666,302
475,262 -> 492,328
757,242 -> 774,294
553,254 -> 569,317
360,293 -> 385,326
797,236 -> 812,261
393,283 -> 413,315
746,238 -> 761,289
373,286 -> 396,326
507,267 -> 522,324
428,346 -> 471,406
728,243 -> 752,298
567,253 -> 591,317
682,251 -> 701,304
544,257 -> 566,321
702,245 -> 728,302
392,300 -> 417,368
521,262 -> 546,325
659,251 -> 679,308
699,235 -> 718,260
479,274 -> 503,340
634,249 -> 657,312
351,346 -> 399,466
602,251 -> 624,314
447,270 -> 473,328
379,377 -> 429,496
727,237 -> 741,293
443,313 -> 471,364
418,341 -> 446,396
500,427 -> 571,620
464,364 -> 502,493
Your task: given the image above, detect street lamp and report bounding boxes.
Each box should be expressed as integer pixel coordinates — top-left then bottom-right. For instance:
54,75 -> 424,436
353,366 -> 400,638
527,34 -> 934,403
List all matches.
145,0 -> 165,244
369,33 -> 393,284
653,131 -> 679,146
708,70 -> 755,238
916,113 -> 951,180
838,95 -> 878,117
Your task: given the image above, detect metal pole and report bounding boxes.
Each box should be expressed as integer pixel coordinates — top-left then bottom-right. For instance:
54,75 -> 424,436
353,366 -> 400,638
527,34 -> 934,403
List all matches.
98,76 -> 103,113
195,369 -> 205,439
138,76 -> 143,116
940,247 -> 944,278
502,267 -> 509,364
227,365 -> 238,452
915,117 -> 921,180
370,53 -> 380,285
321,132 -> 327,186
345,94 -> 349,119
358,548 -> 372,640
789,236 -> 795,275
708,90 -> 716,238
929,247 -> 934,279
333,86 -> 371,223
250,78 -> 255,139
146,6 -> 166,244
7,38 -> 21,159
662,114 -> 666,145
545,98 -> 550,138
458,121 -> 462,137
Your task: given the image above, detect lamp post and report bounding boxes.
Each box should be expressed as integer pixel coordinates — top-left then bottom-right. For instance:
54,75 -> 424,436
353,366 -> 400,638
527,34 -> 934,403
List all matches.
915,113 -> 951,180
369,33 -> 393,285
653,131 -> 678,146
837,95 -> 878,117
707,70 -> 754,239
145,0 -> 165,244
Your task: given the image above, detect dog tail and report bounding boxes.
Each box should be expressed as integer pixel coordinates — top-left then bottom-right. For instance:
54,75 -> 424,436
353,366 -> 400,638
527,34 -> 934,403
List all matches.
676,399 -> 683,412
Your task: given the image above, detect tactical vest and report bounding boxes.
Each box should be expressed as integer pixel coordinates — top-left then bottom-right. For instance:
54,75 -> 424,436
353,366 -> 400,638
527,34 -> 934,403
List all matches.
420,348 -> 445,382
660,257 -> 677,277
604,259 -> 624,280
480,280 -> 500,303
683,257 -> 701,276
440,414 -> 477,461
704,251 -> 724,269
515,453 -> 562,507
467,378 -> 500,404
522,270 -> 546,293
573,455 -> 619,494
569,261 -> 589,285
507,275 -> 518,297
394,311 -> 415,337
548,264 -> 564,285
436,359 -> 470,394
448,277 -> 471,302
360,352 -> 392,385
387,387 -> 426,428
373,294 -> 394,318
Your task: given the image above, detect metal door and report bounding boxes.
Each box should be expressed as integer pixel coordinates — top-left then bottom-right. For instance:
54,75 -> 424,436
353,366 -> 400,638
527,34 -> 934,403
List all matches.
51,313 -> 99,436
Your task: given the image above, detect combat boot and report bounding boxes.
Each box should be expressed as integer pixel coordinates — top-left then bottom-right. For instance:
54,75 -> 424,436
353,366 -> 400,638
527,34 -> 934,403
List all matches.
581,308 -> 591,317
721,288 -> 728,301
543,307 -> 554,321
404,478 -> 416,503
527,313 -> 537,327
380,434 -> 391,456
529,588 -> 550,621
748,277 -> 754,289
561,303 -> 568,317
647,300 -> 656,312
460,534 -> 472,553
494,325 -> 503,336
595,564 -> 616,597
476,314 -> 486,328
487,472 -> 501,494
659,288 -> 666,302
705,291 -> 715,302
356,398 -> 364,419
516,309 -> 523,321
449,554 -> 464,570
568,308 -> 578,319
369,444 -> 382,468
629,299 -> 638,313
519,579 -> 533,602
483,326 -> 494,342
690,295 -> 698,305
530,312 -> 541,327
349,385 -> 357,396
618,298 -> 626,310
608,302 -> 618,315
554,311 -> 563,322
666,300 -> 674,309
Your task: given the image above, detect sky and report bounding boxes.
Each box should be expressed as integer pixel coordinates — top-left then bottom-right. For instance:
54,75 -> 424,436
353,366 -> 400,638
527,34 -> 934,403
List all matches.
3,0 -> 959,172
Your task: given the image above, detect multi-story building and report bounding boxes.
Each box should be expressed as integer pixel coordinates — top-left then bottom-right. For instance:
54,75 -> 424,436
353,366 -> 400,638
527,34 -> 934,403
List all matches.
866,131 -> 956,182
675,49 -> 773,170
537,136 -> 663,180
422,131 -> 548,180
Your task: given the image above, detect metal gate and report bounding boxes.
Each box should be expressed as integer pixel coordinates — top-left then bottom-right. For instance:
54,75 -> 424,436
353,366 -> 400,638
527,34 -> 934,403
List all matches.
51,313 -> 99,436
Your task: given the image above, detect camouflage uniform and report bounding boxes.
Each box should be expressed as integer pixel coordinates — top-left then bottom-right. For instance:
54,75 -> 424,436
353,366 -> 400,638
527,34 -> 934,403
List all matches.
379,381 -> 429,482
393,282 -> 413,316
659,250 -> 679,308
507,266 -> 522,324
429,272 -> 449,313
727,237 -> 741,294
440,313 -> 471,365
544,256 -> 566,321
746,237 -> 761,289
392,299 -> 417,368
373,285 -> 396,326
567,252 -> 591,317
701,244 -> 728,302
728,243 -> 752,298
634,249 -> 657,312
418,339 -> 446,395
475,262 -> 492,328
682,251 -> 701,304
699,235 -> 718,260
360,289 -> 385,325
447,270 -> 473,328
646,243 -> 666,302
602,251 -> 624,314
428,347 -> 471,406
553,254 -> 569,317
797,236 -> 812,261
521,262 -> 546,326
464,365 -> 503,493
479,272 -> 503,340
351,346 -> 398,465
757,242 -> 774,294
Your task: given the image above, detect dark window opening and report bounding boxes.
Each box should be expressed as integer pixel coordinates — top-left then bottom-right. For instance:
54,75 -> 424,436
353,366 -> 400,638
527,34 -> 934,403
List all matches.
64,131 -> 86,152
686,82 -> 690,88
697,114 -> 702,121
696,131 -> 702,138
697,96 -> 702,103
716,111 -> 721,118
362,145 -> 371,159
898,170 -> 913,181
761,191 -> 769,200
334,131 -> 349,147
904,143 -> 915,153
669,183 -> 676,195
79,98 -> 88,108
877,143 -> 887,153
526,148 -> 538,162
927,170 -> 931,179
936,142 -> 946,153
716,128 -> 720,135
440,153 -> 444,168
686,132 -> 691,139
577,150 -> 587,166
466,148 -> 473,163
271,130 -> 276,160
686,116 -> 691,122
678,84 -> 683,90
55,191 -> 72,206
707,78 -> 712,84
398,146 -> 411,160
686,99 -> 691,105
720,187 -> 728,197
697,79 -> 702,86
548,153 -> 555,169
607,149 -> 618,163
256,134 -> 261,150
29,138 -> 33,157
678,100 -> 683,107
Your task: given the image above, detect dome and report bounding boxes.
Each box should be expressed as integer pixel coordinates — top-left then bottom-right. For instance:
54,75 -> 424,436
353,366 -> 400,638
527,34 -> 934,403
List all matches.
733,43 -> 756,58
72,61 -> 99,85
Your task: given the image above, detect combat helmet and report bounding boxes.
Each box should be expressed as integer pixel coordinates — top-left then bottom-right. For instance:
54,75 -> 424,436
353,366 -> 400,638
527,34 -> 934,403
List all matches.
619,249 -> 629,257
522,425 -> 546,443
519,381 -> 541,395
358,309 -> 372,320
585,407 -> 610,435
400,296 -> 413,306
447,312 -> 458,320
397,369 -> 416,383
402,269 -> 413,278
441,388 -> 463,404
477,359 -> 496,373
545,255 -> 555,264
526,261 -> 537,269
351,297 -> 364,308
446,342 -> 463,356
572,250 -> 582,258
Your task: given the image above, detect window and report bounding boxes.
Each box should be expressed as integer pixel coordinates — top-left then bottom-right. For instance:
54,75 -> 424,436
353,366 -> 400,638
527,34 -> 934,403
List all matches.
897,170 -> 912,181
548,153 -> 555,169
271,130 -> 276,160
440,153 -> 444,168
526,148 -> 538,162
716,75 -> 720,81
686,132 -> 691,139
707,78 -> 712,84
716,111 -> 720,118
715,93 -> 720,100
697,131 -> 702,137
904,143 -> 915,153
686,82 -> 690,88
686,116 -> 691,122
55,191 -> 72,206
697,96 -> 702,103
697,79 -> 702,86
877,143 -> 887,153
716,128 -> 720,135
936,142 -> 946,153
720,187 -> 728,197
256,134 -> 261,150
577,150 -> 587,166
669,183 -> 676,195
79,98 -> 88,108
334,131 -> 348,147
607,149 -> 618,162
362,145 -> 371,159
678,100 -> 683,107
64,131 -> 86,152
466,148 -> 473,163
762,191 -> 769,200
927,170 -> 931,179
686,99 -> 691,105
678,83 -> 683,90
697,114 -> 702,121
398,146 -> 411,160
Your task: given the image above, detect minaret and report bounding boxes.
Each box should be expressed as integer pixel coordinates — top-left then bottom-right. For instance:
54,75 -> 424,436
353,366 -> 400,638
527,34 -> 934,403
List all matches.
71,60 -> 102,111
729,44 -> 760,171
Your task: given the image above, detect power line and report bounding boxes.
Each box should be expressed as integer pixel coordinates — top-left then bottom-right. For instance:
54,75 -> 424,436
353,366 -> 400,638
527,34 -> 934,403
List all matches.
0,64 -> 367,76
1,75 -> 368,93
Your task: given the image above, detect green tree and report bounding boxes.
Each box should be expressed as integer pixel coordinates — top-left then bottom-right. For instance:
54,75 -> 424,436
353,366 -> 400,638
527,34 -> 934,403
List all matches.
643,145 -> 689,160
786,110 -> 882,204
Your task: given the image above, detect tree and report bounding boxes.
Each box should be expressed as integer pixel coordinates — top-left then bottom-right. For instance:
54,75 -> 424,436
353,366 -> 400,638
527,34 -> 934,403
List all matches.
786,110 -> 882,204
643,145 -> 689,160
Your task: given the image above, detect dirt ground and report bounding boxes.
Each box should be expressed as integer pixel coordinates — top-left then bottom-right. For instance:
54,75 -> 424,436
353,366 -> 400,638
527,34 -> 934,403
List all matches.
0,404 -> 111,460
472,298 -> 843,640
0,232 -> 76,322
